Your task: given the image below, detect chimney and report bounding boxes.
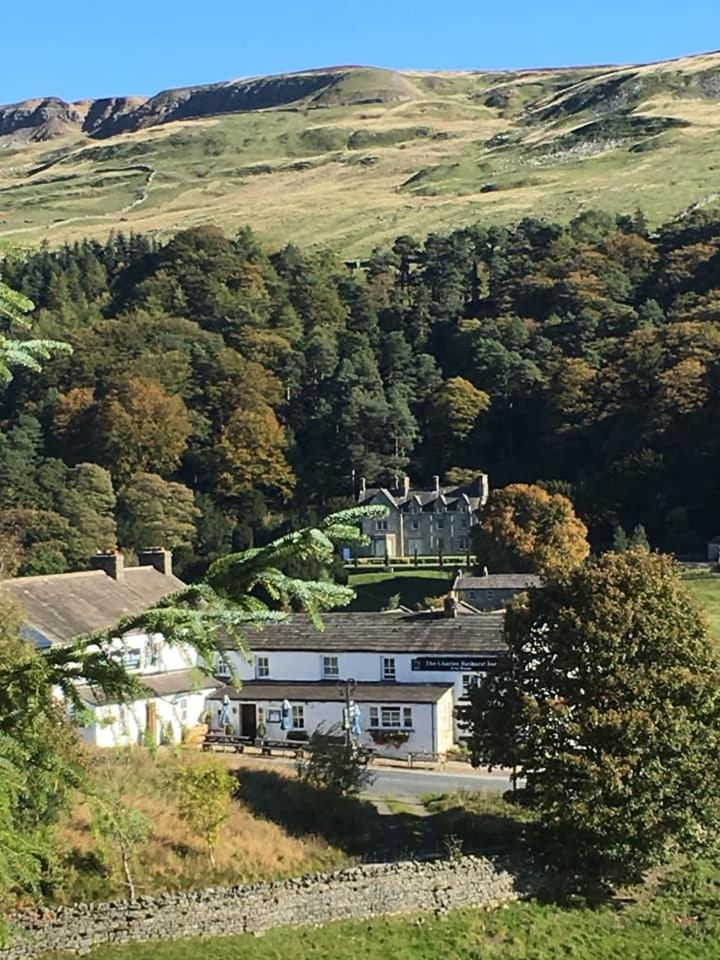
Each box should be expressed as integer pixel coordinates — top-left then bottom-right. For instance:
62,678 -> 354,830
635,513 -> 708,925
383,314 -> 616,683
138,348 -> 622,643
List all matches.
360,477 -> 367,499
477,473 -> 489,506
138,548 -> 173,577
402,475 -> 411,498
90,550 -> 125,581
443,594 -> 459,619
433,475 -> 440,496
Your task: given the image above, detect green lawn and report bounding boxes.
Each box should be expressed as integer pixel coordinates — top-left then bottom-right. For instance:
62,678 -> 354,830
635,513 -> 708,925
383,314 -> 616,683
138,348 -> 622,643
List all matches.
45,857 -> 720,960
682,572 -> 720,641
347,571 -> 453,611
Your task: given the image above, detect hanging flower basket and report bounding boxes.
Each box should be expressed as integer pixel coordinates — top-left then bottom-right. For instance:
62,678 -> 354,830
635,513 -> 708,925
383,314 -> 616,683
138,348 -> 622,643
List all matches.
369,729 -> 410,748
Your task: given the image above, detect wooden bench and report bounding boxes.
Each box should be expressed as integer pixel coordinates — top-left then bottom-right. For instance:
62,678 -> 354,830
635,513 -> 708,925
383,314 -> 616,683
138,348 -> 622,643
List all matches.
202,733 -> 252,753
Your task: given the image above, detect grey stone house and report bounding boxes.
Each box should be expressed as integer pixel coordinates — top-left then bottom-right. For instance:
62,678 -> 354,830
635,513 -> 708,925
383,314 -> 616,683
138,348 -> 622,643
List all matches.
452,572 -> 542,611
355,474 -> 489,558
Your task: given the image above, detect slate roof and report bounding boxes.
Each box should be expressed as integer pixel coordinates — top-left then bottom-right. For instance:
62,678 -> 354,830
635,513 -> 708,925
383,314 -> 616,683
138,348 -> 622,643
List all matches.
220,610 -> 506,654
76,668 -> 221,706
3,566 -> 185,646
209,680 -> 455,704
358,474 -> 488,512
453,574 -> 542,591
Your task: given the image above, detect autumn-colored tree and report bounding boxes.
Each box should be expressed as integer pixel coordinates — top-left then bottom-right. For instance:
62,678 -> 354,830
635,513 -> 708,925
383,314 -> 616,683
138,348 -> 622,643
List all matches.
117,473 -> 200,551
473,483 -> 589,578
214,407 -> 295,500
95,378 -> 192,478
463,548 -> 720,884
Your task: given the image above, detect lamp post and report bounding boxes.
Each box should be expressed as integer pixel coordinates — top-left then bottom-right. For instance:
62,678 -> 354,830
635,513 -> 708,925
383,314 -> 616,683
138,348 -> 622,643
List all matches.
338,677 -> 357,748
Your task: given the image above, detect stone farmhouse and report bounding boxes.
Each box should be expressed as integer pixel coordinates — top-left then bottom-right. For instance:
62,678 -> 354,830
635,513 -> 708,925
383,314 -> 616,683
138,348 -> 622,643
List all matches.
213,602 -> 506,757
355,473 -> 489,558
5,549 -> 220,747
452,572 -> 542,611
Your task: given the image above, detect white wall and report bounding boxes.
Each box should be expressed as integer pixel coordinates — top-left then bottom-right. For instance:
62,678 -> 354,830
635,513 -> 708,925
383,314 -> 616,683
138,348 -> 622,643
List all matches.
220,647 -> 496,737
207,694 -> 447,757
80,689 -> 212,748
97,633 -> 199,676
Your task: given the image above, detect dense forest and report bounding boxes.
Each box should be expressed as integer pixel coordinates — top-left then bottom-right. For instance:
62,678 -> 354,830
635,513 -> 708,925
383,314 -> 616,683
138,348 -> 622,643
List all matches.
1,206 -> 719,578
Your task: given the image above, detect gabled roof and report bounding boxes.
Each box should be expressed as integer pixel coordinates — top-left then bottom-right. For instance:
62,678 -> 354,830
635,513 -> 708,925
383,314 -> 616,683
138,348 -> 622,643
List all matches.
76,668 -> 220,706
359,475 -> 488,512
3,566 -> 185,647
220,609 -> 506,654
453,574 -> 542,591
210,680 -> 455,704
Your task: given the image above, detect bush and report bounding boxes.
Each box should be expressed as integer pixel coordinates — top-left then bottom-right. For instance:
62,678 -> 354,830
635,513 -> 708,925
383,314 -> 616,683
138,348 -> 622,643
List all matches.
297,725 -> 374,797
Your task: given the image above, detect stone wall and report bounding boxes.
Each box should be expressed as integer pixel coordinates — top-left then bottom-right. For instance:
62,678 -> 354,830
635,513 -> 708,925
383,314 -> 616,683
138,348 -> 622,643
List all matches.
2,855 -> 534,958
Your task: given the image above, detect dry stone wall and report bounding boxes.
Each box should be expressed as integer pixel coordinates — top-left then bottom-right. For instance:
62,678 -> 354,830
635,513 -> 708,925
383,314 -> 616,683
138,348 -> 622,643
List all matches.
2,855 -> 533,958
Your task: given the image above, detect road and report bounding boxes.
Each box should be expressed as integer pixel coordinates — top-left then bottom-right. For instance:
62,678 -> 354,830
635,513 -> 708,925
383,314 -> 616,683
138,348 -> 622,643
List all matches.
364,765 -> 514,798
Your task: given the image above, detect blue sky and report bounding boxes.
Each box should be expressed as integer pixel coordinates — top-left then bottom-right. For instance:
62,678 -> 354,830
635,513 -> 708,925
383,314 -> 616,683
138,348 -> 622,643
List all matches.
4,1 -> 720,103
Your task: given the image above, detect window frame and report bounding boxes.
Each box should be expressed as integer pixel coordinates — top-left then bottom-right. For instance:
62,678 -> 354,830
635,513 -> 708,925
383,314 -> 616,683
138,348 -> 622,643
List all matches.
381,656 -> 396,681
322,655 -> 339,679
291,705 -> 305,730
255,655 -> 270,679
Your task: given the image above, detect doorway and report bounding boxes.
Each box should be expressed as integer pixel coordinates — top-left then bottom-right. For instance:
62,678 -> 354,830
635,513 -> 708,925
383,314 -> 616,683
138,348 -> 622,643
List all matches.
240,703 -> 257,739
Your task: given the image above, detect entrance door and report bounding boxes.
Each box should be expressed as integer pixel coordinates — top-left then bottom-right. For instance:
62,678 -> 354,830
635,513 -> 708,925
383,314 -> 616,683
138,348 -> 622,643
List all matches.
240,703 -> 257,739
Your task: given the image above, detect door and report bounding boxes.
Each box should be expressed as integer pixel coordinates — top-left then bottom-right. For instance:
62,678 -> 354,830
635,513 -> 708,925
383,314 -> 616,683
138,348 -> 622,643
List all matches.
240,703 -> 257,739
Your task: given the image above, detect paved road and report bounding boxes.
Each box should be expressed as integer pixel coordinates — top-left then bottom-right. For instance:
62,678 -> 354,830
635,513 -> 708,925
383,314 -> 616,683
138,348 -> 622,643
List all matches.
364,765 -> 514,798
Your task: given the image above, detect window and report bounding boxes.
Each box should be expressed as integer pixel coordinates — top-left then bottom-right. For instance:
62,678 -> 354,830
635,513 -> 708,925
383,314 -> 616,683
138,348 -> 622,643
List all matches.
148,639 -> 162,667
458,537 -> 467,549
382,657 -> 396,681
411,520 -> 420,530
460,518 -> 469,529
462,674 -> 479,698
114,647 -> 142,670
179,698 -> 188,722
436,520 -> 444,530
215,653 -> 231,677
322,655 -> 339,678
381,707 -> 401,727
375,520 -> 388,531
292,705 -> 305,729
369,706 -> 413,729
255,656 -> 270,679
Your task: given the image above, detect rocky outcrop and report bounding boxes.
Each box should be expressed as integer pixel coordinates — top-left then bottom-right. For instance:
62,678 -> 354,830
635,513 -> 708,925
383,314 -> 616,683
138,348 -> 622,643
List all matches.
0,67 -> 423,145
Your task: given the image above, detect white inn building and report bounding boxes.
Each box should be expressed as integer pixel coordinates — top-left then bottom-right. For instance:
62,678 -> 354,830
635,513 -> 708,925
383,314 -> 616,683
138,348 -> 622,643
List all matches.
214,604 -> 506,757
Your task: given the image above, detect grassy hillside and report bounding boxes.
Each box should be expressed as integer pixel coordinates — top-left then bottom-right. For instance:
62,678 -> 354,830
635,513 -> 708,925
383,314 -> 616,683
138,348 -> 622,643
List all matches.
4,53 -> 720,253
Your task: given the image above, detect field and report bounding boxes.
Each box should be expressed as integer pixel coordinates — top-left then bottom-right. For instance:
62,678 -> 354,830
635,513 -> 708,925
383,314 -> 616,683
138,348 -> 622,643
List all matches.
46,856 -> 720,960
346,570 -> 453,611
4,53 -> 720,254
682,571 -> 720,641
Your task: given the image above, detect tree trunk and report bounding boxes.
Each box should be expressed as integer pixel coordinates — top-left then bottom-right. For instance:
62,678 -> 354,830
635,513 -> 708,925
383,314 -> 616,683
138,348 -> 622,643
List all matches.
122,851 -> 136,901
